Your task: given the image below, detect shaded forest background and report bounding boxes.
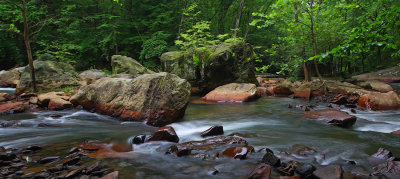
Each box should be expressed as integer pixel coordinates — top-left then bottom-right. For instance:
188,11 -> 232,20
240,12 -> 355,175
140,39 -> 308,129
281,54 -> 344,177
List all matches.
1,0 -> 399,79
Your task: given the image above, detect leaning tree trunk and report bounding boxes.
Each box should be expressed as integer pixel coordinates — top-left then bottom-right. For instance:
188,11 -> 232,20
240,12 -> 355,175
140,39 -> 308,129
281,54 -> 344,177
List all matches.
232,0 -> 245,38
294,0 -> 311,82
22,0 -> 37,92
244,0 -> 267,41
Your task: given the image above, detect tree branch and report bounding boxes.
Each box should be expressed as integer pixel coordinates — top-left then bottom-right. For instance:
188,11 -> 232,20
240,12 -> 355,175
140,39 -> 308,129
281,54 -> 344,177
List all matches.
4,0 -> 22,9
29,17 -> 54,37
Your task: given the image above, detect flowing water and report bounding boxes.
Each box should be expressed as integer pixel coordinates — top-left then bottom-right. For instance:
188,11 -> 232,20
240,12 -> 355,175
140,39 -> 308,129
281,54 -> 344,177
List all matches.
1,87 -> 400,178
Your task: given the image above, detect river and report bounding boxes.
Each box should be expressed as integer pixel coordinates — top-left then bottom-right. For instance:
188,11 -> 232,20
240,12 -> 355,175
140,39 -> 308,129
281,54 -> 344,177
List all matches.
1,88 -> 400,178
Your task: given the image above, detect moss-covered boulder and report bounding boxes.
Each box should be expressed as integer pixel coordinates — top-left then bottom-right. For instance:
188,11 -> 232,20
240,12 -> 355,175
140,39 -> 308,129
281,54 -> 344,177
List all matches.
161,41 -> 257,93
16,58 -> 78,92
71,72 -> 191,127
111,55 -> 154,77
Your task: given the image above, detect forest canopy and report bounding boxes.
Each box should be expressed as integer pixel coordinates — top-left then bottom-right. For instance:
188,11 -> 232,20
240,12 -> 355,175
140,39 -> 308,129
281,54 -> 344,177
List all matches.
1,0 -> 399,79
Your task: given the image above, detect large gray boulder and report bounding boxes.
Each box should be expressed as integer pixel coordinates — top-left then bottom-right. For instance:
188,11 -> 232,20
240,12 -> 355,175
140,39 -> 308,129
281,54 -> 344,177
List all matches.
17,59 -> 78,92
71,72 -> 191,127
111,55 -> 154,78
161,41 -> 258,93
0,70 -> 20,87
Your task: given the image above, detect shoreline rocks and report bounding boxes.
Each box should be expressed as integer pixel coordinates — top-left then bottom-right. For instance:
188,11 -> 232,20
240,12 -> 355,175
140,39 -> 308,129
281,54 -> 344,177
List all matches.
71,72 -> 191,127
201,83 -> 259,102
16,56 -> 78,94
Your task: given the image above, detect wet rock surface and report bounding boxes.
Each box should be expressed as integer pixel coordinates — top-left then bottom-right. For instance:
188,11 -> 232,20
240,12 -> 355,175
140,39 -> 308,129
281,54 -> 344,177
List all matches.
303,109 -> 357,127
145,126 -> 179,143
201,83 -> 260,102
200,125 -> 224,137
0,145 -> 117,179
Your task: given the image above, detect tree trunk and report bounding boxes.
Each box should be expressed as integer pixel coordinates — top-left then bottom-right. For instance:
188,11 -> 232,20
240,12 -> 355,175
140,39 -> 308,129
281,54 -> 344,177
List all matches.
22,0 -> 37,92
177,0 -> 188,40
244,0 -> 268,41
295,0 -> 311,82
233,0 -> 245,38
309,0 -> 323,82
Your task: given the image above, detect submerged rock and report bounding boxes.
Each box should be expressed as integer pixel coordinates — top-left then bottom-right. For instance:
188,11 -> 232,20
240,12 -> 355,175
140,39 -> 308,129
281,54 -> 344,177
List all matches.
78,142 -> 133,159
247,164 -> 271,179
132,135 -> 146,144
71,72 -> 191,127
16,56 -> 78,93
145,126 -> 179,143
200,126 -> 224,137
201,83 -> 259,102
111,55 -> 154,77
303,109 -> 357,127
161,41 -> 257,94
313,165 -> 343,179
261,151 -> 280,167
358,91 -> 400,110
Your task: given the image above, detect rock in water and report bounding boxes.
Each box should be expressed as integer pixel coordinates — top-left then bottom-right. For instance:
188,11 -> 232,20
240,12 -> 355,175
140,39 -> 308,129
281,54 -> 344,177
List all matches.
161,41 -> 257,93
16,56 -> 78,93
358,91 -> 400,110
200,126 -> 224,137
373,161 -> 400,178
201,83 -> 260,102
303,109 -> 357,128
247,164 -> 271,179
71,72 -> 191,127
145,126 -> 179,143
313,165 -> 343,179
111,55 -> 154,77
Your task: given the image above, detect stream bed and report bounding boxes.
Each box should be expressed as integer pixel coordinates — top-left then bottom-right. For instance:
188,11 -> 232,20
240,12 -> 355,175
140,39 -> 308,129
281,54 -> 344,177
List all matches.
1,91 -> 400,178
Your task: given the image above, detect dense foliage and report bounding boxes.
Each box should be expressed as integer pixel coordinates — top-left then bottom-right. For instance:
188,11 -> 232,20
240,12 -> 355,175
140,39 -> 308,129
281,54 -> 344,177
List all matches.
1,0 -> 399,79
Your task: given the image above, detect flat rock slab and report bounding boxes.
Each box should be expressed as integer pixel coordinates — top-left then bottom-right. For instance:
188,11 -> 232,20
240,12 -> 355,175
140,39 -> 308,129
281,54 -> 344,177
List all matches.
201,83 -> 259,102
303,109 -> 357,127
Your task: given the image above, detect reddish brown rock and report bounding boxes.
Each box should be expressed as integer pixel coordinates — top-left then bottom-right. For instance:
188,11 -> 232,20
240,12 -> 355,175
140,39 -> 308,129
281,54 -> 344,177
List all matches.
391,129 -> 400,136
146,126 -> 179,143
0,101 -> 26,115
0,93 -> 14,102
222,146 -> 254,159
48,97 -> 73,110
293,83 -> 311,99
78,142 -> 133,159
166,136 -> 247,158
267,85 -> 293,97
290,145 -> 316,157
201,83 -> 259,102
358,91 -> 400,110
247,164 -> 271,179
303,109 -> 357,127
331,94 -> 348,105
257,87 -> 272,96
200,126 -> 224,137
